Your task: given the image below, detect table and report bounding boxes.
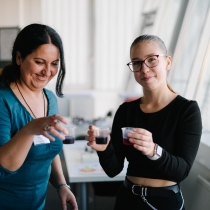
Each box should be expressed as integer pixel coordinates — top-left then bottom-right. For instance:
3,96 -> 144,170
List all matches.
62,141 -> 128,210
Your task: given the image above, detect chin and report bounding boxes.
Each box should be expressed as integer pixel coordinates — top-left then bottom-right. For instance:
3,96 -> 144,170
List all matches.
143,84 -> 157,91
32,83 -> 46,90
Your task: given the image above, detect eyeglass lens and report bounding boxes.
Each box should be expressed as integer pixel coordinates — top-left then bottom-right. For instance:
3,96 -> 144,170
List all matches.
129,55 -> 159,72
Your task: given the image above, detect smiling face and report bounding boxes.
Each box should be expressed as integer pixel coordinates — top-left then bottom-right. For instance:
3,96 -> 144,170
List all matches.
130,41 -> 171,91
16,43 -> 60,91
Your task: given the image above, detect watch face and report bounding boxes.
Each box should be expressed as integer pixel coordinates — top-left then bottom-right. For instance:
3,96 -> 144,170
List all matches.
156,145 -> 162,156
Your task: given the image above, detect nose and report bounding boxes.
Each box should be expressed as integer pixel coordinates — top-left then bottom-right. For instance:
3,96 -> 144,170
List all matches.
141,62 -> 150,73
42,64 -> 51,76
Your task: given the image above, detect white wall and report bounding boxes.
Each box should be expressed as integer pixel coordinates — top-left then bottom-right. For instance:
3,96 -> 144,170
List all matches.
0,0 -> 42,28
0,0 -> 19,27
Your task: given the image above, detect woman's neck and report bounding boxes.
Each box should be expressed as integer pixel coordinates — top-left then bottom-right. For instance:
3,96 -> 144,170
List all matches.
142,87 -> 177,105
140,88 -> 177,113
13,81 -> 42,96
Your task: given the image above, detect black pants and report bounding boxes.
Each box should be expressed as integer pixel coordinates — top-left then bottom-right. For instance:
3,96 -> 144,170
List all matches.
114,183 -> 185,210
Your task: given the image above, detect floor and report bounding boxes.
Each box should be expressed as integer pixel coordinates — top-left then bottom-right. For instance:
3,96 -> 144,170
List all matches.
45,182 -> 116,210
44,150 -> 117,210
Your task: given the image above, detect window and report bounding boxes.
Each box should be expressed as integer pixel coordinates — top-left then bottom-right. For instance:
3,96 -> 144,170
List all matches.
0,27 -> 19,68
168,0 -> 210,95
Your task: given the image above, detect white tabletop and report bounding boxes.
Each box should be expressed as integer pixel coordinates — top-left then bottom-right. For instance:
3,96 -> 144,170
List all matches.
62,140 -> 128,183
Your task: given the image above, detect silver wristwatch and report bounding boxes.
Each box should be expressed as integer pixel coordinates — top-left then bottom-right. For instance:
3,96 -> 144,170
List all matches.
147,144 -> 163,160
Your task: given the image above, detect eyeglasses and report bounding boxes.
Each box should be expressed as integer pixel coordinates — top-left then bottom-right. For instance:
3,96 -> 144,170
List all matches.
127,54 -> 166,72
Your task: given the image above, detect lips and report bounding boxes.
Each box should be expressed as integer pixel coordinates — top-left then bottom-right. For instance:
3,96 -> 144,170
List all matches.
142,76 -> 152,81
36,74 -> 47,81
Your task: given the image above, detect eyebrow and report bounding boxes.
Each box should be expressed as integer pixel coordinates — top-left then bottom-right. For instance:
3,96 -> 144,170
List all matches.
34,58 -> 60,62
131,58 -> 142,61
131,54 -> 158,61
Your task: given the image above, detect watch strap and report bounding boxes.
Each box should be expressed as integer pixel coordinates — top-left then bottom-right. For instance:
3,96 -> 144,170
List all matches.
147,144 -> 162,160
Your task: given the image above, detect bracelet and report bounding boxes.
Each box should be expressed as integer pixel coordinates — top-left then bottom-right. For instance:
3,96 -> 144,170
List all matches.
57,183 -> 71,191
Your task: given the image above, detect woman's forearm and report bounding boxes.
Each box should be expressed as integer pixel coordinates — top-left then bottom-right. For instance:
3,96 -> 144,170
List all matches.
0,125 -> 34,172
50,155 -> 67,189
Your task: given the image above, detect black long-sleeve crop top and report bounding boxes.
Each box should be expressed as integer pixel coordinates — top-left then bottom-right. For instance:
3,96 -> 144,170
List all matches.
97,95 -> 202,183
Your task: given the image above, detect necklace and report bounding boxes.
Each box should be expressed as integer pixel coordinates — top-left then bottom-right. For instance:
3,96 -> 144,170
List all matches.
16,82 -> 45,119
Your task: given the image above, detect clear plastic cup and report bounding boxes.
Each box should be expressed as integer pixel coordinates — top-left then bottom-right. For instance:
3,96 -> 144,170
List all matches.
63,125 -> 76,144
95,127 -> 109,144
121,127 -> 134,146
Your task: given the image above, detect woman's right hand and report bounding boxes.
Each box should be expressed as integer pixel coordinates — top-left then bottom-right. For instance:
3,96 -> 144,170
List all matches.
27,114 -> 68,141
85,125 -> 110,151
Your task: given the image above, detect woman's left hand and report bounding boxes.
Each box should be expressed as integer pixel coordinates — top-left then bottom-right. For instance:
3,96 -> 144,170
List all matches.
58,186 -> 78,210
127,128 -> 155,157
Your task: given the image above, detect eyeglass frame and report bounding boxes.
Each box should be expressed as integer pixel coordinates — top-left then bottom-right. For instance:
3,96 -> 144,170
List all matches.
127,54 -> 167,72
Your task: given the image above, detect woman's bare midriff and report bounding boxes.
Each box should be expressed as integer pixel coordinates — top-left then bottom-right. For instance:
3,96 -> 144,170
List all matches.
127,175 -> 177,187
